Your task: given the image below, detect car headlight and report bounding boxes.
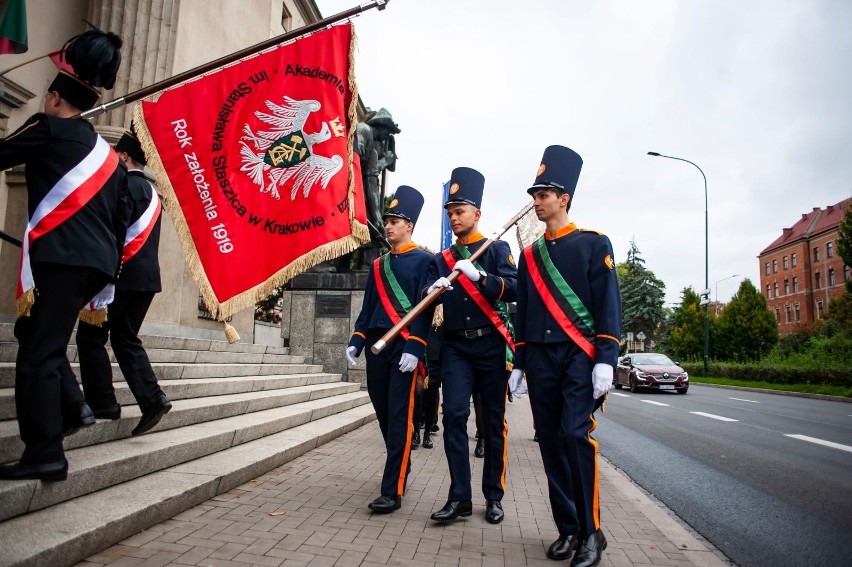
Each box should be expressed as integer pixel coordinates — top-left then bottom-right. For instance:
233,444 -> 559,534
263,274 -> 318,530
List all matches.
680,372 -> 688,380
636,371 -> 651,379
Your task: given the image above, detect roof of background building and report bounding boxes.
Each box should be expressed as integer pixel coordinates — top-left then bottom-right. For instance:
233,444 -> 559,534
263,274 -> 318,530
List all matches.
760,197 -> 851,255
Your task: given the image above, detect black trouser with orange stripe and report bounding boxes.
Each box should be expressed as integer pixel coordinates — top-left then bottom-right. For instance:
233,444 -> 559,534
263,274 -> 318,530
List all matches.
365,330 -> 417,498
441,332 -> 508,502
526,341 -> 600,538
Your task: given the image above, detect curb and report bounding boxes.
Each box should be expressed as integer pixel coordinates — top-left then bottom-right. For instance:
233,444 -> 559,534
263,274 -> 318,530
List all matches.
691,382 -> 852,403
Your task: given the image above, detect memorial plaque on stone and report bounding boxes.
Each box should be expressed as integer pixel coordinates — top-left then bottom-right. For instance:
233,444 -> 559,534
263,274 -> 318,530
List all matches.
316,295 -> 350,318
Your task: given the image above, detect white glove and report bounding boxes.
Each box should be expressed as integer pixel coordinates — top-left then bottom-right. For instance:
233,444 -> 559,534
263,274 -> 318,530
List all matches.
345,346 -> 358,365
592,363 -> 614,399
91,284 -> 116,309
399,353 -> 418,373
454,259 -> 482,282
508,368 -> 527,398
427,277 -> 453,294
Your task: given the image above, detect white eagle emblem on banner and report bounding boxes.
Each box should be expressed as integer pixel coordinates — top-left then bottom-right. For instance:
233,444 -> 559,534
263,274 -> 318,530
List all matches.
239,96 -> 344,200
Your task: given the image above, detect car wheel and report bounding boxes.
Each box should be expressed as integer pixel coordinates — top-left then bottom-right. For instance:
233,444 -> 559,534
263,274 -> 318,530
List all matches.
614,382 -> 623,390
629,376 -> 638,393
677,387 -> 688,395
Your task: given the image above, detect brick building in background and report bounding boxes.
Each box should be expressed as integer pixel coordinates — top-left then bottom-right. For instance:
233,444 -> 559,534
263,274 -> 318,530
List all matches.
758,198 -> 851,335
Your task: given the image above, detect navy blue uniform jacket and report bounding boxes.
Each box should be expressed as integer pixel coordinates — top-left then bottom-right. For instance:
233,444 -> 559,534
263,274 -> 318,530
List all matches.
119,170 -> 162,292
515,224 -> 622,369
349,243 -> 433,359
423,232 -> 517,333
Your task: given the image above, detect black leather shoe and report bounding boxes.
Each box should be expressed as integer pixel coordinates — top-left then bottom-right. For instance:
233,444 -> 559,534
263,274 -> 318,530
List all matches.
0,459 -> 68,482
422,432 -> 434,449
368,494 -> 401,513
92,404 -> 121,420
132,393 -> 172,436
430,500 -> 473,522
411,429 -> 421,448
474,437 -> 485,458
63,403 -> 96,437
533,431 -> 539,443
430,423 -> 439,433
485,500 -> 504,524
570,531 -> 607,567
547,535 -> 578,561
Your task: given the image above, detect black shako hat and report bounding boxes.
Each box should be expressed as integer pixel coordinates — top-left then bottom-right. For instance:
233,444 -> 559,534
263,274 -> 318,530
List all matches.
49,28 -> 123,111
383,185 -> 424,225
115,123 -> 146,166
444,167 -> 485,209
527,145 -> 583,198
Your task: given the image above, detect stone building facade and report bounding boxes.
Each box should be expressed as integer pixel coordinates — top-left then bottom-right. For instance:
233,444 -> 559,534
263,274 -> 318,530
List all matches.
0,0 -> 326,340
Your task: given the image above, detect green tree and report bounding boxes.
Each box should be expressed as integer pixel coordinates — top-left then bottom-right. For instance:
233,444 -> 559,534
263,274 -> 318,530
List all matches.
618,239 -> 666,346
715,279 -> 778,361
668,287 -> 705,361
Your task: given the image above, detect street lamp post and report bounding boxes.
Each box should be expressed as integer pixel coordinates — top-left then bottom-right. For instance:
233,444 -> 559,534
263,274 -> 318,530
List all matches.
715,274 -> 741,315
647,151 -> 709,373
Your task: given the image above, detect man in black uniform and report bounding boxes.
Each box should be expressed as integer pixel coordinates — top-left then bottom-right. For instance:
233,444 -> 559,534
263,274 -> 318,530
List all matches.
346,185 -> 432,514
0,29 -> 128,481
424,167 -> 517,525
76,125 -> 172,436
510,146 -> 622,565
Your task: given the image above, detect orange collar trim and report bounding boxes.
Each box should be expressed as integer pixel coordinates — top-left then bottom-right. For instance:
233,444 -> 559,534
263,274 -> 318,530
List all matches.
391,242 -> 418,254
545,223 -> 577,241
457,232 -> 485,245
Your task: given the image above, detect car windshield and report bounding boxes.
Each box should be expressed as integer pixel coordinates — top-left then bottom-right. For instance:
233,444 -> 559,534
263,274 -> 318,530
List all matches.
632,354 -> 674,366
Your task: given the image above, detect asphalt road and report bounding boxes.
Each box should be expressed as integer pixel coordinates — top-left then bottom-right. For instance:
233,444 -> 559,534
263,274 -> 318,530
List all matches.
595,383 -> 852,567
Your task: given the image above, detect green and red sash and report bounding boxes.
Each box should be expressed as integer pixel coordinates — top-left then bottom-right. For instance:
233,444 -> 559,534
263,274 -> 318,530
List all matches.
524,235 -> 596,360
443,245 -> 515,354
373,254 -> 412,341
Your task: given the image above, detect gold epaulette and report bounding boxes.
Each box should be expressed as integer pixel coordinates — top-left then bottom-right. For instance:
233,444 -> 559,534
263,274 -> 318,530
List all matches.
580,228 -> 604,236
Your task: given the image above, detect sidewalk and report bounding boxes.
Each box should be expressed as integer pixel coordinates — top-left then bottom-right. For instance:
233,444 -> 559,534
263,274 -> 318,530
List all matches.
76,396 -> 730,567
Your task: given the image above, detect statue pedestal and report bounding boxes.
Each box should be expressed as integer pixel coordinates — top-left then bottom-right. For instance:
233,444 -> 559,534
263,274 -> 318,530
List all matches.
283,271 -> 369,387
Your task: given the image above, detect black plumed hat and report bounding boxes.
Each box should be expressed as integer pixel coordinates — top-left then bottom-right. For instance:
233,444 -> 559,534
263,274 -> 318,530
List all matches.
49,26 -> 123,111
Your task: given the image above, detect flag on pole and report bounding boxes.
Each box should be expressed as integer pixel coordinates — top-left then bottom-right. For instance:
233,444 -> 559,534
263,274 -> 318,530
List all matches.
440,180 -> 452,250
134,23 -> 368,320
0,0 -> 27,55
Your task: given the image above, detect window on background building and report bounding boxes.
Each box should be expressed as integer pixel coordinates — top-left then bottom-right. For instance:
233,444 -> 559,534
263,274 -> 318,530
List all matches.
764,263 -> 769,275
792,253 -> 797,267
784,280 -> 789,294
785,305 -> 791,323
815,272 -> 821,288
827,242 -> 834,258
793,276 -> 798,292
795,303 -> 800,322
783,256 -> 789,269
281,4 -> 293,31
829,268 -> 836,286
773,282 -> 779,297
772,259 -> 778,273
817,301 -> 823,319
775,307 -> 780,322
766,284 -> 771,297
814,247 -> 820,261
846,266 -> 851,281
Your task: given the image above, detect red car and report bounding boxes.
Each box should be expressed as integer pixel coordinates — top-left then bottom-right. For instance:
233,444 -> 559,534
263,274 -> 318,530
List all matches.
613,353 -> 689,394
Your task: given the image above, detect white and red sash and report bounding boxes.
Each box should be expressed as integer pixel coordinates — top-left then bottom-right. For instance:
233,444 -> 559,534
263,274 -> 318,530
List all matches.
17,136 -> 119,317
121,181 -> 161,263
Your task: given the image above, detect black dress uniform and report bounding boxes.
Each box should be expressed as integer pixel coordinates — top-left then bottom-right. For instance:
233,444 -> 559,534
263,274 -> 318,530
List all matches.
348,185 -> 432,510
424,167 -> 517,520
514,146 -> 622,564
76,127 -> 170,434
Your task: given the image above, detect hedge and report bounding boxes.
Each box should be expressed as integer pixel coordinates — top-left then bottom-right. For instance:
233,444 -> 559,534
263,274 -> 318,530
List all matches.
681,362 -> 852,387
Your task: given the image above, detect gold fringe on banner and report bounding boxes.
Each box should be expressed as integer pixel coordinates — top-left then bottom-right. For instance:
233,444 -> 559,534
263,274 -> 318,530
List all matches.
78,307 -> 108,326
223,321 -> 240,344
131,24 -> 368,338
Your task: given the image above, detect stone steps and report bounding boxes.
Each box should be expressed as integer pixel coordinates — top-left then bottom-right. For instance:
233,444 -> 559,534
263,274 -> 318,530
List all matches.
0,403 -> 375,567
0,322 -> 374,567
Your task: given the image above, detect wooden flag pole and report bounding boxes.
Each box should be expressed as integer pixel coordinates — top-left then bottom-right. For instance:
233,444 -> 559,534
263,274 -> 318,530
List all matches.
78,0 -> 390,120
371,200 -> 534,354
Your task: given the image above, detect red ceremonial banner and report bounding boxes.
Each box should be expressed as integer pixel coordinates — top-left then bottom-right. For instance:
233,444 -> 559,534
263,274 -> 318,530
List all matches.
134,23 -> 368,319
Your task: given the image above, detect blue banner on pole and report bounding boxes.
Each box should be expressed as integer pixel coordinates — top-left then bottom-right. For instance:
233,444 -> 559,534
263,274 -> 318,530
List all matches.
440,180 -> 452,250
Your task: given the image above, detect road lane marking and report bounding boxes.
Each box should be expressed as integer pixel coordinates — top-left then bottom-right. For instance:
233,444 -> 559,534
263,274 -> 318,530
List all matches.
784,434 -> 852,454
690,411 -> 738,422
610,392 -> 630,398
641,400 -> 670,407
729,397 -> 759,403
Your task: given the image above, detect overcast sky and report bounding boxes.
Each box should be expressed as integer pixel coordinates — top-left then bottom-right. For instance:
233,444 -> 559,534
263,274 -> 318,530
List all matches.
316,0 -> 852,305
